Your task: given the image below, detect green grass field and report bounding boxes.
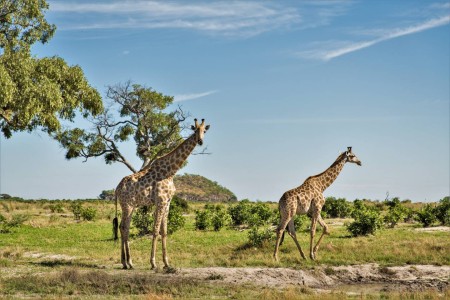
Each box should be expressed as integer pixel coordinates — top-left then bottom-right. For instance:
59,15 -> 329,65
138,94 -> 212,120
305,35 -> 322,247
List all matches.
0,199 -> 449,299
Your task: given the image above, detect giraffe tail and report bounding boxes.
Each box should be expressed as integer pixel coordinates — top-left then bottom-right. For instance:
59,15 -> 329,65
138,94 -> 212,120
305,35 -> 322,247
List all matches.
112,194 -> 119,241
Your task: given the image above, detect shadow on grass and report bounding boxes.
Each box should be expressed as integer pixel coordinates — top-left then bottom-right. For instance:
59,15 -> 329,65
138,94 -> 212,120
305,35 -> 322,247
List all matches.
31,259 -> 103,269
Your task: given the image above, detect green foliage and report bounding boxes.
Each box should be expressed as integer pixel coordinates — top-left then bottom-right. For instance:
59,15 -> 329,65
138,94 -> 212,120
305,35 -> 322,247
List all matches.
383,198 -> 407,228
167,204 -> 185,234
48,202 -> 64,213
98,190 -> 115,200
247,226 -> 275,248
195,204 -> 231,231
80,207 -> 97,221
228,200 -> 273,227
194,210 -> 211,230
0,0 -> 55,51
211,205 -> 232,231
228,199 -> 252,226
55,82 -> 184,172
174,174 -> 237,202
0,213 -> 29,233
0,1 -> 102,138
69,201 -> 83,220
435,197 -> 450,226
347,202 -> 383,236
171,195 -> 189,212
132,200 -> 186,236
415,204 -> 437,227
323,197 -> 352,218
132,206 -> 153,236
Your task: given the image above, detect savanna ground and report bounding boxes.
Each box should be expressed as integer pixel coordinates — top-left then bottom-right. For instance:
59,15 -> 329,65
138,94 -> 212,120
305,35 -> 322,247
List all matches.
0,199 -> 449,299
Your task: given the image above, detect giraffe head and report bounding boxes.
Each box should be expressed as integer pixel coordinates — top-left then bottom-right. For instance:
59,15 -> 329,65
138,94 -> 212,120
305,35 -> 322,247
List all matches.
191,118 -> 210,146
345,147 -> 362,166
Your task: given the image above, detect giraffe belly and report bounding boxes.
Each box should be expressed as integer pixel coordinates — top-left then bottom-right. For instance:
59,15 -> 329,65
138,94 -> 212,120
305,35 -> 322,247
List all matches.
296,195 -> 310,214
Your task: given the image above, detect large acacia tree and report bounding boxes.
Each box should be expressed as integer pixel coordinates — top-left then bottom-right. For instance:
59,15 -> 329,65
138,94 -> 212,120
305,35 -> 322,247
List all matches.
55,81 -> 189,173
0,0 -> 102,138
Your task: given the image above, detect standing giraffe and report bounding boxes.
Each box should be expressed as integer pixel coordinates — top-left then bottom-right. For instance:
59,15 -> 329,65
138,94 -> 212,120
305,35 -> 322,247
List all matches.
113,119 -> 210,269
273,147 -> 361,262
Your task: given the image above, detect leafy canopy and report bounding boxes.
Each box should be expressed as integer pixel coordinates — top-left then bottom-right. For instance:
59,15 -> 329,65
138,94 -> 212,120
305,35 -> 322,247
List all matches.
55,81 -> 187,173
0,0 -> 103,138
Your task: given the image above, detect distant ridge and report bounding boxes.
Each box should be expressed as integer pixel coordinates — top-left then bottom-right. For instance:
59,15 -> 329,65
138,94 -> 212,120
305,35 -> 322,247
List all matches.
174,173 -> 237,202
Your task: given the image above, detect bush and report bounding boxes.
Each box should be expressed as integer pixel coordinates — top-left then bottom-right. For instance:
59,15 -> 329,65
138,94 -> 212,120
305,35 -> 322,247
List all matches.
416,204 -> 437,227
383,198 -> 407,228
435,197 -> 450,226
249,202 -> 272,226
49,202 -> 64,213
323,197 -> 352,218
347,202 -> 383,236
172,196 -> 189,212
194,210 -> 211,230
167,204 -> 185,234
132,206 -> 152,236
247,226 -> 275,248
228,200 -> 252,226
132,201 -> 186,236
70,201 -> 83,220
81,207 -> 97,221
211,205 -> 231,231
0,213 -> 29,233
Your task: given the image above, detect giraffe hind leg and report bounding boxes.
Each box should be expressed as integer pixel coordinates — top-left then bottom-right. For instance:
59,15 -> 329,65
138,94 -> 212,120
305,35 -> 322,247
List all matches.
287,219 -> 307,260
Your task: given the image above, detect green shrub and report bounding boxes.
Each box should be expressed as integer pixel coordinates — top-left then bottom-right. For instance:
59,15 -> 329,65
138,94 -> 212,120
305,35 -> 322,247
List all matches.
211,205 -> 231,231
247,226 -> 275,248
435,197 -> 450,226
167,204 -> 185,234
416,204 -> 437,227
194,210 -> 211,230
383,198 -> 407,228
228,200 -> 252,226
132,206 -> 153,236
0,213 -> 29,233
172,196 -> 189,212
323,197 -> 352,218
347,202 -> 383,236
70,201 -> 83,220
132,201 -> 186,236
81,207 -> 97,221
49,202 -> 64,213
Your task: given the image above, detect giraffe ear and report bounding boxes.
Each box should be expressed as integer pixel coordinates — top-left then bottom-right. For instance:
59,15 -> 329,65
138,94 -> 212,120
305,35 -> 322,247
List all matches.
205,125 -> 210,130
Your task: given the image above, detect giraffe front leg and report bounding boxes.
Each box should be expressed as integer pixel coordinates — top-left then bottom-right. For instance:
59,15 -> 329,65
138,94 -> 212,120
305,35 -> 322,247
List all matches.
160,207 -> 170,269
150,204 -> 164,270
309,216 -> 318,261
313,215 -> 329,257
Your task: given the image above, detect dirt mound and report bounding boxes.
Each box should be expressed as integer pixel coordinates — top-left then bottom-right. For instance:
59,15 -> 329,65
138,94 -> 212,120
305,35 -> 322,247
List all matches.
176,264 -> 449,292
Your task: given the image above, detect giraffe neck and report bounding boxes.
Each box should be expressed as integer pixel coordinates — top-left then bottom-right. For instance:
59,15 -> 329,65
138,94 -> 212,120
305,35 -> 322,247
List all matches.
148,133 -> 198,179
314,153 -> 347,191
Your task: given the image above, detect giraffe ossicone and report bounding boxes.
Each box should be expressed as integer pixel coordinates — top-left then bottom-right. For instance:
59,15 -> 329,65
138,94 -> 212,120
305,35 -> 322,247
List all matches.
113,118 -> 210,270
273,147 -> 362,262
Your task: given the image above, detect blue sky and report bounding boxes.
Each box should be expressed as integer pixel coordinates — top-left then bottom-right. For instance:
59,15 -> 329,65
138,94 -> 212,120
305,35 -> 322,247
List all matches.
1,0 -> 449,202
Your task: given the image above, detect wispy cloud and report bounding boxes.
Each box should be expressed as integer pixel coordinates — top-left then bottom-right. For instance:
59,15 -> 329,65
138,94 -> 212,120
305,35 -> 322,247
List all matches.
48,1 -> 300,37
297,15 -> 450,61
174,90 -> 217,102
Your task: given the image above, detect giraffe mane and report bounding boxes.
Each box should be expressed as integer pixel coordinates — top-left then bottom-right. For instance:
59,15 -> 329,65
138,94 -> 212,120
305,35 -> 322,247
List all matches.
305,152 -> 346,181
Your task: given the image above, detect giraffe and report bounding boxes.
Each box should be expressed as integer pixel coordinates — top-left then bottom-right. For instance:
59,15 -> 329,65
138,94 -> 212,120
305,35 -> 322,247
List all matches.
113,119 -> 210,269
273,147 -> 361,262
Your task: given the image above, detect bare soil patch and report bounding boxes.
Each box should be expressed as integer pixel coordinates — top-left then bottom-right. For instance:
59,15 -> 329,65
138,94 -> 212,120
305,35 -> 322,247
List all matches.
175,264 -> 449,293
415,226 -> 450,232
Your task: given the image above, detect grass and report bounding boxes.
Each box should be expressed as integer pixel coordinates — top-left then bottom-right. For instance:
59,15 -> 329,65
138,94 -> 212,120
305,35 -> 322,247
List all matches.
0,199 -> 449,299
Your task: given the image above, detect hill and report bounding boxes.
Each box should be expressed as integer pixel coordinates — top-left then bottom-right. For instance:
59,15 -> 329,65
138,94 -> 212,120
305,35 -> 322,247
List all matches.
174,173 -> 237,202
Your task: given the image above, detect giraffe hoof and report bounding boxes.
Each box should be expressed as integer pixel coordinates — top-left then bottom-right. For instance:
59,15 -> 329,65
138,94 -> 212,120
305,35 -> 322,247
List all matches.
163,266 -> 177,274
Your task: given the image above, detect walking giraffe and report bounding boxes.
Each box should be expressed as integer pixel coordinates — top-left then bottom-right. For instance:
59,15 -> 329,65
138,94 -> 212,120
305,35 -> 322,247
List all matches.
273,147 -> 362,261
113,119 -> 210,269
